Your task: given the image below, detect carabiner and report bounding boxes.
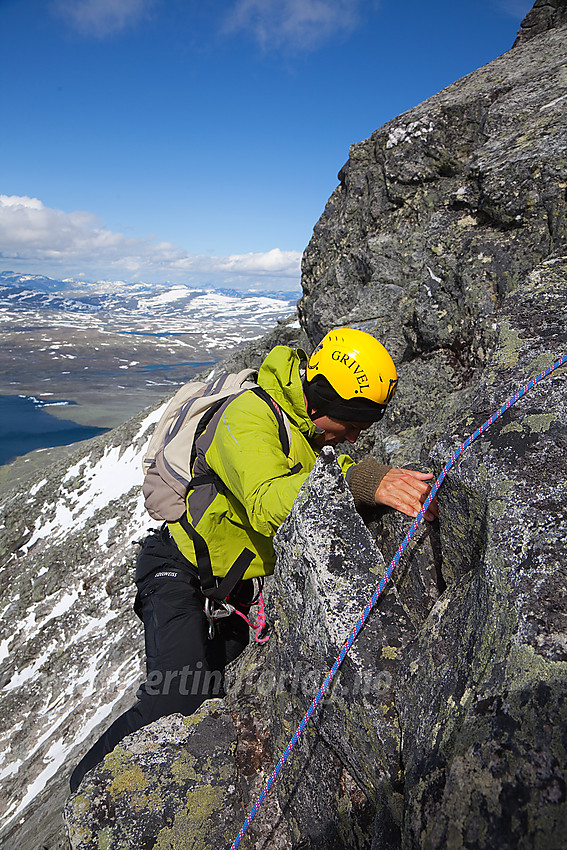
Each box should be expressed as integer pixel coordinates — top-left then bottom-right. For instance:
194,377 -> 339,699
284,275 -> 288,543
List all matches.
204,598 -> 235,639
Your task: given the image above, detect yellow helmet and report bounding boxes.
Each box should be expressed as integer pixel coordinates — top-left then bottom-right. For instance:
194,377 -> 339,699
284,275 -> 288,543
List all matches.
305,327 -> 397,421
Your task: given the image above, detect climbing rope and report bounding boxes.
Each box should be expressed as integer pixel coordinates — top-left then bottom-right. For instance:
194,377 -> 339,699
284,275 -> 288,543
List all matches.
230,354 -> 567,849
234,591 -> 270,644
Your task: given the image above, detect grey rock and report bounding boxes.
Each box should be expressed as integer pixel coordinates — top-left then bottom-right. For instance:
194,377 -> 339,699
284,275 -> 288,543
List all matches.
5,3 -> 567,849
396,256 -> 567,849
514,0 -> 567,45
299,6 -> 567,475
64,703 -> 245,850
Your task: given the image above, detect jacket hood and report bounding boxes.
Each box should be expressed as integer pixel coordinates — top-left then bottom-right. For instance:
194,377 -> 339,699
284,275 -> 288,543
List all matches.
257,346 -> 318,438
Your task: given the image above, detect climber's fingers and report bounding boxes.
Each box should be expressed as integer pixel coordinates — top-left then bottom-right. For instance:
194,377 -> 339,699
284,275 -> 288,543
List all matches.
375,468 -> 438,521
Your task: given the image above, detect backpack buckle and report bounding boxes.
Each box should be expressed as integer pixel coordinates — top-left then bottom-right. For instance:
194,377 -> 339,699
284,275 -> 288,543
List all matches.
204,598 -> 235,639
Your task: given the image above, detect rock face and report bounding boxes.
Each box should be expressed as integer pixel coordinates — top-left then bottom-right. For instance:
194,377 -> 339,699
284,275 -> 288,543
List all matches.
396,257 -> 567,848
0,412 -> 153,850
64,704 -> 245,849
65,255 -> 567,848
514,0 -> 567,44
3,3 -> 567,849
299,0 -> 567,478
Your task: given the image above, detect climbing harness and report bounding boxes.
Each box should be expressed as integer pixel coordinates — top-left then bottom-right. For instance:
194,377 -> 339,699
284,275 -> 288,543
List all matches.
204,593 -> 269,644
229,354 -> 567,849
204,575 -> 270,644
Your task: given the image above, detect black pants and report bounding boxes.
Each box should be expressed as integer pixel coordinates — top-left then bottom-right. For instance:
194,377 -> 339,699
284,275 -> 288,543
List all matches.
70,527 -> 252,792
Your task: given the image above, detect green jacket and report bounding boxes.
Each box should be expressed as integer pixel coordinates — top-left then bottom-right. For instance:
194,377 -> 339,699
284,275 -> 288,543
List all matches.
168,346 -> 355,580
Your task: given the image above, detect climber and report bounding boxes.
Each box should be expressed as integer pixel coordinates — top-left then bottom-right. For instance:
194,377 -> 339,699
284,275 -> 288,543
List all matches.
69,327 -> 437,792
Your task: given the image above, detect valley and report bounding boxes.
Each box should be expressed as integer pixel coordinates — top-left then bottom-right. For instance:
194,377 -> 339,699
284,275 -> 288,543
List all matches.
0,273 -> 298,462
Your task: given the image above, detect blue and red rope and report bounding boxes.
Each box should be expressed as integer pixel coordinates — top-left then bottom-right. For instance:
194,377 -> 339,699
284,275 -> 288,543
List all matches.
230,354 -> 567,849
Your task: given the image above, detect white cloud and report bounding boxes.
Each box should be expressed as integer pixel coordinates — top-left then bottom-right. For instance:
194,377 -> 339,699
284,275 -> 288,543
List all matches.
0,195 -> 301,290
50,0 -> 363,49
50,0 -> 157,37
0,196 -> 129,257
496,0 -> 533,20
223,0 -> 361,51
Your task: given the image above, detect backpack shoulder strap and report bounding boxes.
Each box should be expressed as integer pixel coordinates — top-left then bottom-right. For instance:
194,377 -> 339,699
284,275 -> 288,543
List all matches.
250,386 -> 291,456
179,514 -> 255,602
185,385 -> 295,601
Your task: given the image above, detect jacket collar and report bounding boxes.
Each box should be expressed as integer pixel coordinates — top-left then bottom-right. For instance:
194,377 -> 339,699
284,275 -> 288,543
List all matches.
257,346 -> 319,438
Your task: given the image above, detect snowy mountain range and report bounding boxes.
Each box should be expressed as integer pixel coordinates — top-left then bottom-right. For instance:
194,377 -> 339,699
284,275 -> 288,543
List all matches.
0,270 -> 299,339
0,271 -> 299,459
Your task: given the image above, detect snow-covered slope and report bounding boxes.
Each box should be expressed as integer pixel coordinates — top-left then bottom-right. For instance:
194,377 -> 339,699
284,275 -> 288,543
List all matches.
0,405 -> 164,845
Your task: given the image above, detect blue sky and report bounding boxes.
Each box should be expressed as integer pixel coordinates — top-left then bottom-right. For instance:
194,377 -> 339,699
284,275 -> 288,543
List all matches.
1,0 -> 533,291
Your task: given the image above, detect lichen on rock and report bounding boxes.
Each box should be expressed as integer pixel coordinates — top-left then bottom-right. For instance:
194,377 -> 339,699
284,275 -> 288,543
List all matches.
5,3 -> 567,849
65,702 -> 244,849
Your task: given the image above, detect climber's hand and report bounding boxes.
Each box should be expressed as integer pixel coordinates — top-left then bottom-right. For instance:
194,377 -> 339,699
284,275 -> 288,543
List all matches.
375,469 -> 438,521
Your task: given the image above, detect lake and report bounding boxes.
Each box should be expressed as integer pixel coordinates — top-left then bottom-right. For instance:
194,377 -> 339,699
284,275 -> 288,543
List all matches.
0,395 -> 109,466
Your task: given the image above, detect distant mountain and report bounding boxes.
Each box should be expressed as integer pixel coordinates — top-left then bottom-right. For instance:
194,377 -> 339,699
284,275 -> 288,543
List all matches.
0,272 -> 300,457
0,272 -> 300,329
0,271 -> 69,292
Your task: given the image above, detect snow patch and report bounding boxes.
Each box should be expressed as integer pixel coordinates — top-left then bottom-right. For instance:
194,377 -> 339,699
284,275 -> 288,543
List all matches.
0,635 -> 13,664
541,94 -> 567,110
97,517 -> 118,547
427,266 -> 442,284
4,647 -> 55,692
386,121 -> 434,149
24,439 -> 147,551
29,478 -> 48,496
